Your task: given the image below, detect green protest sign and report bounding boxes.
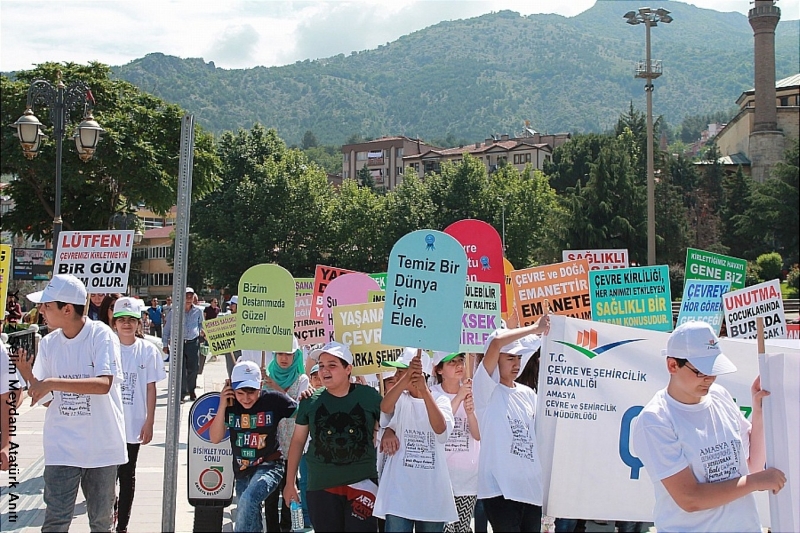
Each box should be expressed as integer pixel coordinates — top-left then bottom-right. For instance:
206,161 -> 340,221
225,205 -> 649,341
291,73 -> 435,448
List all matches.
685,248 -> 746,290
237,264 -> 296,351
369,272 -> 387,290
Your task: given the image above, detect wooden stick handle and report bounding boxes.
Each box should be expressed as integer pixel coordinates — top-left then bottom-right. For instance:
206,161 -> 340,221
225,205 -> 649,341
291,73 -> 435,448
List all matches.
756,317 -> 765,354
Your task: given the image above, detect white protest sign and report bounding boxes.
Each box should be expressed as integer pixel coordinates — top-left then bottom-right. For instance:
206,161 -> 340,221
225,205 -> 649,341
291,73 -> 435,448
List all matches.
722,279 -> 786,339
537,315 -> 797,523
759,350 -> 800,533
54,230 -> 134,292
562,249 -> 629,270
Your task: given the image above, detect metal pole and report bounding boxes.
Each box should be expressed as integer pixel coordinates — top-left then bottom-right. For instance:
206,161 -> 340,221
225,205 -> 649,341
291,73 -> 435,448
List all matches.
645,19 -> 656,266
53,85 -> 64,254
162,114 -> 195,533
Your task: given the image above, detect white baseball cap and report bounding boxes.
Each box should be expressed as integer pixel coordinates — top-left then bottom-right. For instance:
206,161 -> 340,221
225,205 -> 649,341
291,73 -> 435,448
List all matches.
231,360 -> 262,390
663,321 -> 736,376
381,347 -> 432,375
113,297 -> 141,319
432,351 -> 463,366
310,341 -> 353,366
483,329 -> 542,378
27,274 -> 87,305
227,295 -> 238,305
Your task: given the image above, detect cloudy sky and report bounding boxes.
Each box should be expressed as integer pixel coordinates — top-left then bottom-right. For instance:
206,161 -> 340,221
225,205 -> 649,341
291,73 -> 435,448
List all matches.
1,0 -> 797,72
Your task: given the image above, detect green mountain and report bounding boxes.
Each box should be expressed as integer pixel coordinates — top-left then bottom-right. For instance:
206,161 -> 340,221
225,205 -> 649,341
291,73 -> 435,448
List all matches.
112,1 -> 799,145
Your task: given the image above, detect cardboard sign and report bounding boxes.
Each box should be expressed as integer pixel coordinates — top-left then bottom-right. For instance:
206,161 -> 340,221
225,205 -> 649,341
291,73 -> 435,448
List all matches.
722,279 -> 786,339
333,301 -> 403,375
369,272 -> 387,290
54,230 -> 134,292
562,249 -> 629,270
237,264 -> 296,351
322,273 -> 381,343
589,265 -> 672,332
511,259 -> 591,326
675,279 -> 731,334
295,277 -> 314,296
788,324 -> 800,340
382,230 -> 468,352
503,257 -> 515,322
204,314 -> 238,355
0,245 -> 10,319
537,315 -> 791,523
368,290 -> 385,303
460,281 -> 502,351
685,248 -> 747,290
294,292 -> 324,345
444,219 -> 507,313
311,265 -> 356,320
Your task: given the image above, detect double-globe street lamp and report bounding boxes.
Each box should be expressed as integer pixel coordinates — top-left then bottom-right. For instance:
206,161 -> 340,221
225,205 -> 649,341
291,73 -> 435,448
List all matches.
11,71 -> 104,252
624,7 -> 673,266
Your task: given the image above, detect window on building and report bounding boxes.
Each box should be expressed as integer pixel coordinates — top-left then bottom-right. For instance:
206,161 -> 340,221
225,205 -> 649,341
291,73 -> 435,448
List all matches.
396,166 -> 403,175
396,148 -> 404,158
344,153 -> 350,162
779,96 -> 789,106
525,153 -> 532,163
356,152 -> 367,161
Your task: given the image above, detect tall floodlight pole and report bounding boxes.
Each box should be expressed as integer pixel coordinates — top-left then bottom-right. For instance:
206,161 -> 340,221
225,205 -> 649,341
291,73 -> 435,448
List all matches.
11,70 -> 104,252
624,8 -> 672,266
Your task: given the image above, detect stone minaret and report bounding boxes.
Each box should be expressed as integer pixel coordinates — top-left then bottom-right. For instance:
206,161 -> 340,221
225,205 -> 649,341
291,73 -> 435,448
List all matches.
748,0 -> 784,182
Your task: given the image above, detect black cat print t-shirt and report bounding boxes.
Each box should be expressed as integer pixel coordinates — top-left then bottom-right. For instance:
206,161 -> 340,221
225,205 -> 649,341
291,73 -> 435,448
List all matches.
225,390 -> 297,478
296,384 -> 382,491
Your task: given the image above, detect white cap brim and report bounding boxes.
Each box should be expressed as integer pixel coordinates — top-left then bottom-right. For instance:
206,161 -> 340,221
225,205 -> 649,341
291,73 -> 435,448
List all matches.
26,290 -> 47,303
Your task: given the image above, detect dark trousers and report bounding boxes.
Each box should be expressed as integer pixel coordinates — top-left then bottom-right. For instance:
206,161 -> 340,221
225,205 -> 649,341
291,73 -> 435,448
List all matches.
116,443 -> 141,531
182,338 -> 200,397
481,496 -> 542,533
264,467 -> 291,532
150,323 -> 162,338
307,487 -> 378,532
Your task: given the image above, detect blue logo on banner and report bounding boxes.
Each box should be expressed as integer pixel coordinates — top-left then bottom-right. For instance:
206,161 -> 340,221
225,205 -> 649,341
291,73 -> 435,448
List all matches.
190,393 -> 229,443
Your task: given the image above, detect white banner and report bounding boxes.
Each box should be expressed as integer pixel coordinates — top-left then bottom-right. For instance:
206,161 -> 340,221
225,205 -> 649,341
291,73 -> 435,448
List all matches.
537,315 -> 800,523
758,351 -> 800,533
723,279 -> 786,339
54,230 -> 134,293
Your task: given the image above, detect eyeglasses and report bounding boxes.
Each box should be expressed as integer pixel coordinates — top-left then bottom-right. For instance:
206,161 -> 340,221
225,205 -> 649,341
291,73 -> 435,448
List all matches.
684,364 -> 709,379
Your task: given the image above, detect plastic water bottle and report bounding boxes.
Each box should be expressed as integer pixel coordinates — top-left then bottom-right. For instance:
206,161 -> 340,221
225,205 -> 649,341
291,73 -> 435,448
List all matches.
290,500 -> 304,531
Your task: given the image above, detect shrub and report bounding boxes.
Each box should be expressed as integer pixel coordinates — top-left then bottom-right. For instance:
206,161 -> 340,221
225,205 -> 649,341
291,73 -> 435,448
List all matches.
745,261 -> 761,287
756,252 -> 783,281
787,265 -> 800,297
669,264 -> 685,301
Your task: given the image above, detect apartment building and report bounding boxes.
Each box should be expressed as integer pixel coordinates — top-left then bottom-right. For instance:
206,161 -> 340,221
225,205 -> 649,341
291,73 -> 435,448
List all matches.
129,225 -> 175,299
341,136 -> 439,190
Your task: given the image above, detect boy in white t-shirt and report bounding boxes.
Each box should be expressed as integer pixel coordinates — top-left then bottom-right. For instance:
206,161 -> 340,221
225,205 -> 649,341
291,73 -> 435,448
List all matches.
473,316 -> 549,533
14,274 -> 127,532
631,321 -> 786,533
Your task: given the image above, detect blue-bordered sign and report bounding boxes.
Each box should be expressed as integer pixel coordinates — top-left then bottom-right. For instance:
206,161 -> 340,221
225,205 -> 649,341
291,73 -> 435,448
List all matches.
188,392 -> 234,504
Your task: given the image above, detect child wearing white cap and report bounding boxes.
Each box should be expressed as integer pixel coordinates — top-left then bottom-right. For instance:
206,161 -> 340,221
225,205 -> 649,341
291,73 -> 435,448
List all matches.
631,321 -> 786,532
473,315 -> 549,533
430,352 -> 481,533
111,297 -> 167,532
373,347 -> 458,530
13,274 -> 127,532
210,360 -> 298,533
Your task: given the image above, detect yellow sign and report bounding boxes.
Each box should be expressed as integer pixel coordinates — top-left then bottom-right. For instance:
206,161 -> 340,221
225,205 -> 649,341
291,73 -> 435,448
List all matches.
237,264 -> 296,351
0,245 -> 11,320
204,314 -> 238,355
332,301 -> 402,375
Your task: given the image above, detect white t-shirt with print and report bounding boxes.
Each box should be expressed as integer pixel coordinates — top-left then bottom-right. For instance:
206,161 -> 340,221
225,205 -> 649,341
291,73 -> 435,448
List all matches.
472,362 -> 543,506
631,384 -> 760,533
1,343 -> 11,395
430,384 -> 480,496
374,391 -> 458,523
119,338 -> 167,443
33,319 -> 127,467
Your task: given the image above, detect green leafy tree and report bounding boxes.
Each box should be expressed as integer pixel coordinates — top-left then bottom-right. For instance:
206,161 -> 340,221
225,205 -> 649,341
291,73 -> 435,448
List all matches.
303,145 -> 342,175
720,165 -> 754,259
302,130 -> 318,149
357,164 -> 376,190
544,133 -> 611,193
327,179 -> 387,272
756,252 -> 782,282
191,125 -> 332,288
0,62 -> 219,240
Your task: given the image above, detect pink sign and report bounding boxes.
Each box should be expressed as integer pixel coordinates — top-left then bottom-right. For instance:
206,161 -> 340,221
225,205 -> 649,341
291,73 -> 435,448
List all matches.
322,273 -> 381,343
294,293 -> 325,345
444,219 -> 507,313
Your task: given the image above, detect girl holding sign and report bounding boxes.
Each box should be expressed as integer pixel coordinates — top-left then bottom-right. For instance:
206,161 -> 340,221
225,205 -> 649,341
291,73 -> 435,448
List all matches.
111,297 -> 166,533
430,352 -> 481,533
473,315 -> 550,533
374,348 -> 458,531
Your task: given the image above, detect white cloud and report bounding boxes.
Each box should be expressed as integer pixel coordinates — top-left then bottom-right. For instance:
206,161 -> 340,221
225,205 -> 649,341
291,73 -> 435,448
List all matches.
1,0 -> 797,72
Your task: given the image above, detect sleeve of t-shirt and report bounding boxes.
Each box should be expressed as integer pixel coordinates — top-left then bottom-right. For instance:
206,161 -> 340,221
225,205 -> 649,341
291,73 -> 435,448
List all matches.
472,362 -> 497,416
32,338 -> 52,381
434,393 -> 455,444
0,344 -> 9,395
144,342 -> 167,384
295,396 -> 311,426
632,411 -> 690,481
92,325 -> 122,379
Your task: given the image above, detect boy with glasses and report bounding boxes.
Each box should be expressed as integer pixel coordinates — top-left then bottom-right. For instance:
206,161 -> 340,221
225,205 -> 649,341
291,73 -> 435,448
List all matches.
210,360 -> 297,533
632,321 -> 786,532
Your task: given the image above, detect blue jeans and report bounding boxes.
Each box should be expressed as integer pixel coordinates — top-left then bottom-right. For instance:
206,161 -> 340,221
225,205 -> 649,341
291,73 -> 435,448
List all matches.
299,454 -> 311,526
384,514 -> 445,533
234,461 -> 285,533
43,464 -> 118,532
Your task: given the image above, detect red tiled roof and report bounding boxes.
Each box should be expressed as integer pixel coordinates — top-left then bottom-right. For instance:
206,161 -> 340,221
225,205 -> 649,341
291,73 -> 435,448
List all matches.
143,226 -> 174,240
